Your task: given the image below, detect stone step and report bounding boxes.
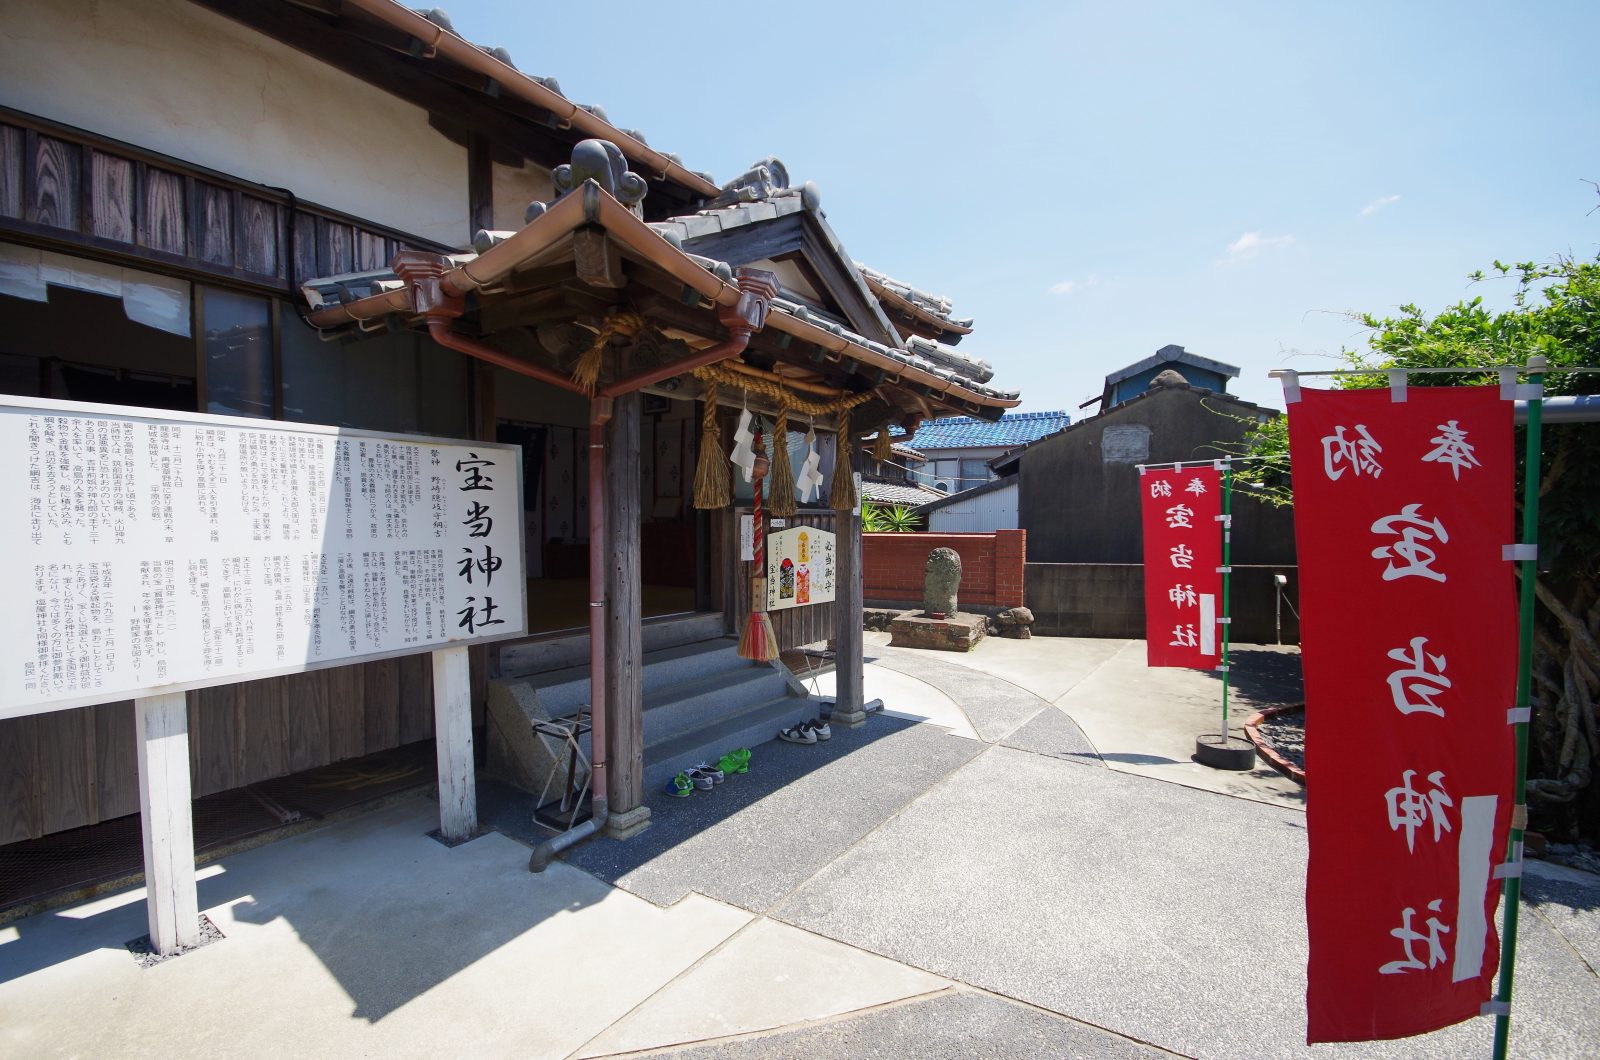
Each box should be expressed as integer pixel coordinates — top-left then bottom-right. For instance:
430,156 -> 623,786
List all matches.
642,664 -> 792,745
520,638 -> 751,718
643,694 -> 824,789
497,612 -> 726,677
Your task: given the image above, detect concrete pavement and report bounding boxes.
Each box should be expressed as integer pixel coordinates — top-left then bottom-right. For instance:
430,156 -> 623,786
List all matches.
0,635 -> 1594,1059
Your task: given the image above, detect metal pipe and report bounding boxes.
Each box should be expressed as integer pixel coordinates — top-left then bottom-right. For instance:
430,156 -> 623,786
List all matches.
339,0 -> 719,198
1519,395 -> 1599,423
599,330 -> 752,398
426,320 -> 586,394
529,408 -> 612,872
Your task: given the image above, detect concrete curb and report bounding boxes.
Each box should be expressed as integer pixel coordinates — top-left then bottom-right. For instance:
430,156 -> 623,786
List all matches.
1243,705 -> 1306,786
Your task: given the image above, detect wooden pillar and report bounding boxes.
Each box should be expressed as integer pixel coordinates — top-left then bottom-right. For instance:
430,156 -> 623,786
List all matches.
135,691 -> 199,953
604,390 -> 650,838
431,645 -> 477,842
832,504 -> 868,727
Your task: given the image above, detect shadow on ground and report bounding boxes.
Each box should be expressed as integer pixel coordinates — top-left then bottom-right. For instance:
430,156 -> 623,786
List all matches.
1202,647 -> 1304,708
485,714 -> 984,912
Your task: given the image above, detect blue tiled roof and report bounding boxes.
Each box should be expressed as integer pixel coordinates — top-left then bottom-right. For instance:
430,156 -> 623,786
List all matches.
896,410 -> 1070,451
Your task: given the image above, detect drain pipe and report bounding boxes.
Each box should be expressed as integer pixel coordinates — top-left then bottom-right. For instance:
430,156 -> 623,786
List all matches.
530,400 -> 612,871
393,254 -> 778,871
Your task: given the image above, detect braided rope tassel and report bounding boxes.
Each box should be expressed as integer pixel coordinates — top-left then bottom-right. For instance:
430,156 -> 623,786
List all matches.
693,381 -> 731,509
767,405 -> 797,517
829,412 -> 856,511
872,426 -> 893,463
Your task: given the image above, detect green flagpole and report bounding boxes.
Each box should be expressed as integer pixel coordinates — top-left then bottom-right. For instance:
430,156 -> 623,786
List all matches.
1493,355 -> 1545,1059
1221,462 -> 1233,736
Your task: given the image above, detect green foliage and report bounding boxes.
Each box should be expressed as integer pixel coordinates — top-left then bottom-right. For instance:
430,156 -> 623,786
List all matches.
1231,254 -> 1600,834
1235,255 -> 1600,578
862,502 -> 925,532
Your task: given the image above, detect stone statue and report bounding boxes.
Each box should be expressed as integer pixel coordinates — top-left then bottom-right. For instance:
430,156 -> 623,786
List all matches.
924,547 -> 961,617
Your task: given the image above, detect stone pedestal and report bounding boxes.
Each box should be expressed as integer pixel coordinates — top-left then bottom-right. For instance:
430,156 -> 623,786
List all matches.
604,805 -> 653,840
888,611 -> 987,653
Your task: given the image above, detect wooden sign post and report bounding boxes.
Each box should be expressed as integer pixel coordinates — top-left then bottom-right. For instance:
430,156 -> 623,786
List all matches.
1,396 -> 527,952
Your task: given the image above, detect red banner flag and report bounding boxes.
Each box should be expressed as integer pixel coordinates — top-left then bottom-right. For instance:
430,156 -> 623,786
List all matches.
1289,386 -> 1517,1044
1140,464 -> 1222,669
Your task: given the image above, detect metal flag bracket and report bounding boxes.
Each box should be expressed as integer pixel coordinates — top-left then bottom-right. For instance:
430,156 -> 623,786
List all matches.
1506,707 -> 1531,725
1481,1001 -> 1511,1017
1502,544 -> 1537,562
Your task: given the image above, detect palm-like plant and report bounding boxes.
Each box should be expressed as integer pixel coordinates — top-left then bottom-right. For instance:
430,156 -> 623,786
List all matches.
862,502 -> 924,532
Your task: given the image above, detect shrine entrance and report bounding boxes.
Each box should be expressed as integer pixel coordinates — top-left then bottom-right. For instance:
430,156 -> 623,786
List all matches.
492,369 -> 711,638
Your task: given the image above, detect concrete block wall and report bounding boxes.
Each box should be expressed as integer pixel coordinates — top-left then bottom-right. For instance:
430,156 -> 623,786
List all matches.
1025,563 -> 1300,644
864,529 -> 1026,612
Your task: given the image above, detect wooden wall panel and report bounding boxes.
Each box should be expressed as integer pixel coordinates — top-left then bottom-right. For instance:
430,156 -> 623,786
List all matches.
320,221 -> 353,276
189,684 -> 237,798
0,715 -> 41,844
239,197 -> 278,276
362,659 -> 399,754
140,168 -> 186,255
89,151 -> 135,243
355,229 -> 386,271
397,653 -> 434,745
0,124 -> 22,219
36,707 -> 92,834
234,676 -> 286,785
29,134 -> 79,230
326,662 -> 367,761
291,210 -> 319,286
283,670 -> 331,774
0,115 -> 448,296
91,700 -> 139,821
196,183 -> 233,265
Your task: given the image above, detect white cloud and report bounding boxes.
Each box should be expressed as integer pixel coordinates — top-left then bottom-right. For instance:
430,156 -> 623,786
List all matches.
1048,273 -> 1099,296
1222,231 -> 1294,262
1361,193 -> 1402,216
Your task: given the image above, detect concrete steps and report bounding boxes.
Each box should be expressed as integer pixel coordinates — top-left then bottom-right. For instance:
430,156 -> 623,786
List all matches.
486,636 -> 824,799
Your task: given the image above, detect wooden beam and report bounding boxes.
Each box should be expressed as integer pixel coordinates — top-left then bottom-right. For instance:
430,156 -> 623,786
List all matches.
604,389 -> 649,838
135,691 -> 200,954
831,506 -> 867,728
431,644 -> 477,841
573,226 -> 625,289
468,132 -> 494,239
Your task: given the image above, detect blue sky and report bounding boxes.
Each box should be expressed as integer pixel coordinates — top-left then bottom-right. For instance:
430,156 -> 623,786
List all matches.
449,1 -> 1600,413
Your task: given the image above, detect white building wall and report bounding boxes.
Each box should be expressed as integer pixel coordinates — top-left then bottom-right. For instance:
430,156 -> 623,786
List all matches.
1,0 -> 470,248
928,482 -> 1018,533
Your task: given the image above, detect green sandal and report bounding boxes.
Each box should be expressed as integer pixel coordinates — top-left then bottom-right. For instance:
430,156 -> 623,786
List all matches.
716,748 -> 751,775
665,772 -> 694,798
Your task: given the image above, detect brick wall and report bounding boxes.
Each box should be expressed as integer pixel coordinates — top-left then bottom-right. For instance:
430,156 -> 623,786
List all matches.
863,529 -> 1027,612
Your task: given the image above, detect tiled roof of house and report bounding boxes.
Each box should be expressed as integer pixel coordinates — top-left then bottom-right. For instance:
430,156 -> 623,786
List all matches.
859,480 -> 947,506
1104,344 -> 1240,387
897,410 -> 1071,451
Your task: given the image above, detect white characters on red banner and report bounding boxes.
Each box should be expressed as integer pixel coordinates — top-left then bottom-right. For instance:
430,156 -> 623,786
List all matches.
1185,477 -> 1208,496
1168,583 -> 1197,607
1169,543 -> 1194,569
1165,504 -> 1194,528
1322,424 -> 1384,480
1423,421 -> 1481,480
1385,769 -> 1455,853
1380,900 -> 1450,975
1386,636 -> 1451,717
1170,624 -> 1197,647
1150,479 -> 1172,498
1371,504 -> 1449,582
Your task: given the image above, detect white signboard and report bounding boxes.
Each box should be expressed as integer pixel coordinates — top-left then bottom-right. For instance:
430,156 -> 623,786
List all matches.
0,396 -> 526,719
765,526 -> 836,612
